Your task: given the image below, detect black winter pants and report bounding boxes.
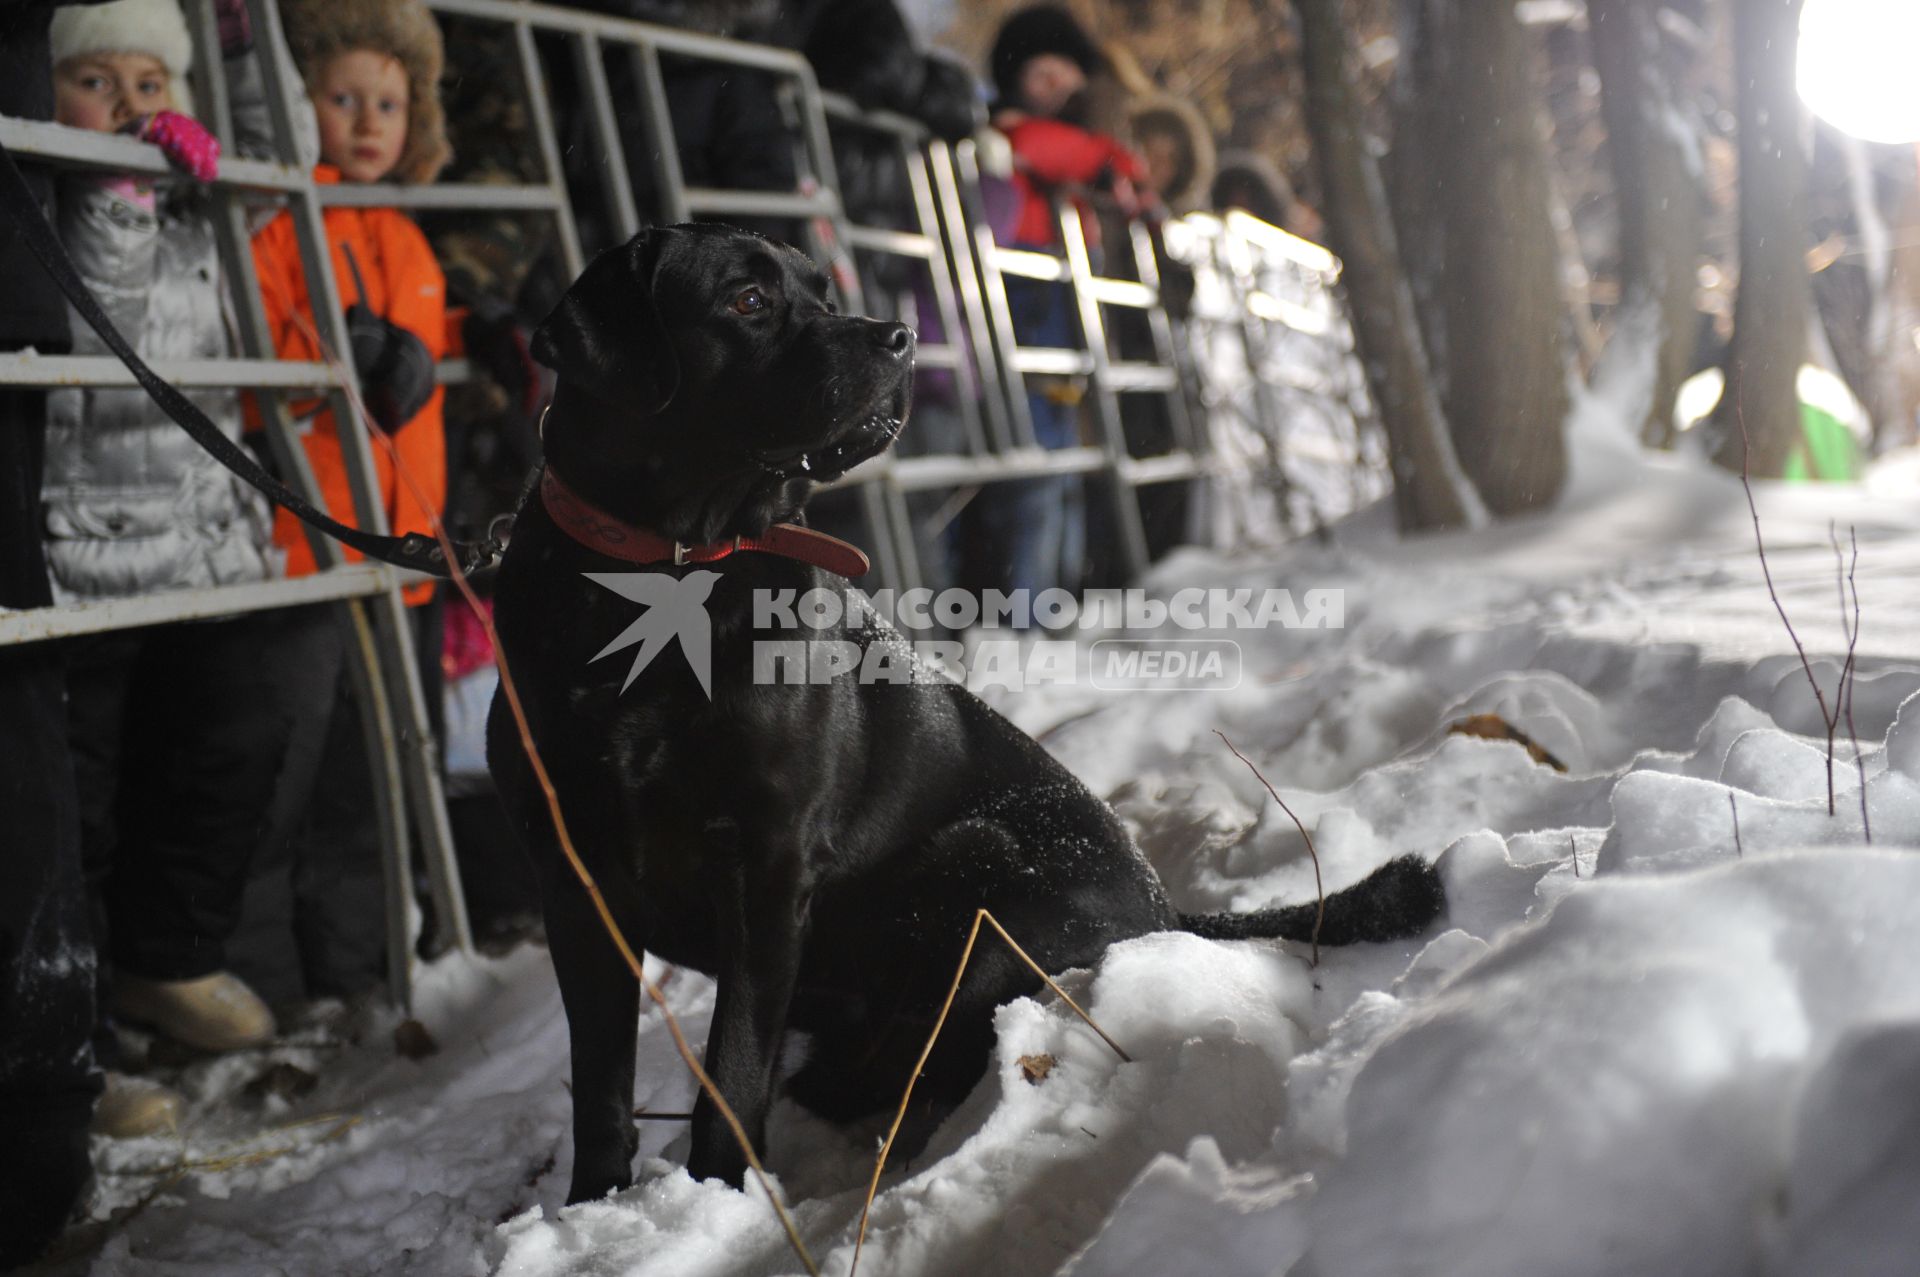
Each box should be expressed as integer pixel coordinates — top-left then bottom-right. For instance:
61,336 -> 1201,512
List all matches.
67,611 -> 294,986
230,598 -> 442,1003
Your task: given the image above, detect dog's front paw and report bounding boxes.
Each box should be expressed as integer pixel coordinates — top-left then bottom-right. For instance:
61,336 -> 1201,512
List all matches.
686,1147 -> 751,1191
565,1169 -> 632,1205
565,1151 -> 635,1205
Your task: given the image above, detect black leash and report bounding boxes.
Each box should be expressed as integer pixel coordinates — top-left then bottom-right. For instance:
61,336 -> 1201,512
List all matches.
0,138 -> 499,578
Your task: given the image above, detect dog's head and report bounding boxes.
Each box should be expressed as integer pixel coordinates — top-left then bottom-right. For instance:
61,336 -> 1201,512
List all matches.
532,223 -> 914,543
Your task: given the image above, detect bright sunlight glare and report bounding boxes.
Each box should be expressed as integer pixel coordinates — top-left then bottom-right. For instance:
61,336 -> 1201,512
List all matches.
1798,0 -> 1920,145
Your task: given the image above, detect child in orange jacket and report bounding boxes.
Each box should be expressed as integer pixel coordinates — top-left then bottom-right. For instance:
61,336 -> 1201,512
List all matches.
249,0 -> 451,602
234,0 -> 454,1003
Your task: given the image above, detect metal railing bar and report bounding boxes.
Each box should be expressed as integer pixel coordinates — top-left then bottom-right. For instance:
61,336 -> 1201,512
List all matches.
816,91 -> 927,140
950,140 -> 1038,448
1223,208 -> 1340,275
844,225 -> 937,259
318,182 -> 566,211
0,117 -> 308,190
0,353 -> 337,388
631,43 -> 690,225
682,187 -> 839,220
895,143 -> 988,456
890,447 -> 1109,487
1105,363 -> 1180,391
427,0 -> 819,76
1011,348 -> 1093,376
5,351 -> 463,390
911,345 -> 966,370
925,141 -> 1014,453
817,445 -> 1110,493
1119,452 -> 1209,485
1087,277 -> 1159,309
186,0 -> 235,157
992,247 -> 1069,282
1057,198 -> 1150,577
1126,218 -> 1200,452
0,564 -> 398,645
513,19 -> 587,279
1246,290 -> 1334,335
575,32 -> 643,241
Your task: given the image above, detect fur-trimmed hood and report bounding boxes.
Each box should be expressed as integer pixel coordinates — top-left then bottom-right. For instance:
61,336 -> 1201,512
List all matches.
281,0 -> 450,184
1129,92 -> 1216,213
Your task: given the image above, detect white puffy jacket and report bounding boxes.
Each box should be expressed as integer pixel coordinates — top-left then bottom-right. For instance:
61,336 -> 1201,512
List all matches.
38,42 -> 310,603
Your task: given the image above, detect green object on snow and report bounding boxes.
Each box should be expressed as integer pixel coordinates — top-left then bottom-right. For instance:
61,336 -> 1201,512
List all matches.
1784,401 -> 1864,482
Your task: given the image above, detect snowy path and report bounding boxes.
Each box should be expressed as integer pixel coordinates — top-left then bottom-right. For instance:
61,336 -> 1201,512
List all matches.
44,447 -> 1920,1277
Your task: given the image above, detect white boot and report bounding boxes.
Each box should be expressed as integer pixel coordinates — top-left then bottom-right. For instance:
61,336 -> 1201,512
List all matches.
112,971 -> 276,1052
91,1072 -> 184,1138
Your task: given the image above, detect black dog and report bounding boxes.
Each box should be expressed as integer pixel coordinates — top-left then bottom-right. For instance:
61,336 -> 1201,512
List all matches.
488,224 -> 1444,1204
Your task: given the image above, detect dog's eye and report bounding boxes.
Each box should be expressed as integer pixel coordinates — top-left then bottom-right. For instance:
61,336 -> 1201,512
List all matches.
731,287 -> 769,316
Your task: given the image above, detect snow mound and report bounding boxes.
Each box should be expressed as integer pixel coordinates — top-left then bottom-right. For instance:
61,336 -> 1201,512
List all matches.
1306,849 -> 1920,1277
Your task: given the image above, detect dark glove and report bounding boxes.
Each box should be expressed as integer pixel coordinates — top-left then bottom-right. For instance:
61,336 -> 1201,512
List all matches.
215,0 -> 253,56
347,302 -> 436,431
461,296 -> 542,420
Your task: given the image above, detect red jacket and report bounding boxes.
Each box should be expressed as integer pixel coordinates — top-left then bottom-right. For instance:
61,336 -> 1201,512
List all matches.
998,115 -> 1148,247
249,165 -> 446,604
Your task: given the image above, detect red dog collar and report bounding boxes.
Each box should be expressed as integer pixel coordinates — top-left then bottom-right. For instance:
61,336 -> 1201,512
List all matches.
539,467 -> 871,578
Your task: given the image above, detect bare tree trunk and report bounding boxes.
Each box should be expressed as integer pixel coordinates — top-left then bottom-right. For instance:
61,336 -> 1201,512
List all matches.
1710,0 -> 1810,475
1428,0 -> 1570,515
1296,0 -> 1480,531
1385,0 -> 1448,417
1589,0 -> 1705,447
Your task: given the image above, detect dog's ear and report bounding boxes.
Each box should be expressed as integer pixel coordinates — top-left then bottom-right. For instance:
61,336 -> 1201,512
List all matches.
531,228 -> 680,414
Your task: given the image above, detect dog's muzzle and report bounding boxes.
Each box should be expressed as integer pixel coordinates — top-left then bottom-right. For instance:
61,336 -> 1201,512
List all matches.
752,413 -> 906,481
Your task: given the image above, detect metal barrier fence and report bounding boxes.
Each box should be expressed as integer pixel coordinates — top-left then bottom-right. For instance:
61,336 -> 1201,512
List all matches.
0,0 -> 474,1012
0,0 -> 1373,1009
1164,209 -> 1388,539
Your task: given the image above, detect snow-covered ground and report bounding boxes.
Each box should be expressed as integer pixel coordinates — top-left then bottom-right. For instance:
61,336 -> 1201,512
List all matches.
44,427 -> 1920,1276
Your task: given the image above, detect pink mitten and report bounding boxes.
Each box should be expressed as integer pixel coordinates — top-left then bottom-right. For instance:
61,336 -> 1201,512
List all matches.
141,110 -> 220,182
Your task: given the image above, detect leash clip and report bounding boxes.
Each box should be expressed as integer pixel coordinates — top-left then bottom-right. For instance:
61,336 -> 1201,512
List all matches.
486,512 -> 516,555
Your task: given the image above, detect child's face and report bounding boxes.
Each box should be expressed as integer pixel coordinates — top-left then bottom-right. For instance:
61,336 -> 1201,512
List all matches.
1017,53 -> 1086,119
1140,129 -> 1181,196
311,49 -> 409,183
54,53 -> 175,132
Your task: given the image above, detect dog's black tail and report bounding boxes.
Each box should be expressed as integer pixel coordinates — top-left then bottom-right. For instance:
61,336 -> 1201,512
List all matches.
1178,854 -> 1445,946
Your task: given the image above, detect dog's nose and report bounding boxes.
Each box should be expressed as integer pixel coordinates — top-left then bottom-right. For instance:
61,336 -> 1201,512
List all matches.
875,321 -> 915,360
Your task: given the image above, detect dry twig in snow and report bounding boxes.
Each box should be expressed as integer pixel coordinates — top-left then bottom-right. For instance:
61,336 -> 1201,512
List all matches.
1734,406 -> 1862,829
1831,522 -> 1871,842
1215,730 -> 1326,965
